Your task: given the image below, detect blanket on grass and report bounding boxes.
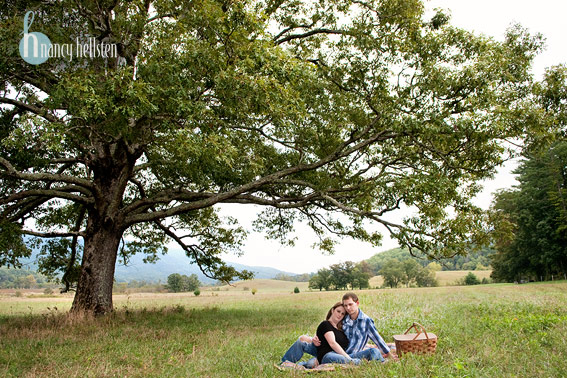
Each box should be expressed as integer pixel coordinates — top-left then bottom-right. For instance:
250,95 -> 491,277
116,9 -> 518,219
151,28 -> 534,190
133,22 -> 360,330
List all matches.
275,361 -> 356,372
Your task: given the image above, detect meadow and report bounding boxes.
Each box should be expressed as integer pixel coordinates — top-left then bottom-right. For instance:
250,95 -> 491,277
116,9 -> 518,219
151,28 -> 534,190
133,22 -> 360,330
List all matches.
1,281 -> 566,377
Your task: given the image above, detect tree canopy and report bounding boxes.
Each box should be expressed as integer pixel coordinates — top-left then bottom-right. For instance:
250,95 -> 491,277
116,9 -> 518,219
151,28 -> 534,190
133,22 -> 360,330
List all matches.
0,0 -> 545,314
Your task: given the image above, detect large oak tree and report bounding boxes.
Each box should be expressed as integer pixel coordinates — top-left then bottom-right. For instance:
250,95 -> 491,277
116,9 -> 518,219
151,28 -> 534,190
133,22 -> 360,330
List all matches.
1,0 -> 543,314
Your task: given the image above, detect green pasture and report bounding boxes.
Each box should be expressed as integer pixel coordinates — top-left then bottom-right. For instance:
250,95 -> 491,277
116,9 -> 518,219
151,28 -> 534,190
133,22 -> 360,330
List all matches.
1,283 -> 566,377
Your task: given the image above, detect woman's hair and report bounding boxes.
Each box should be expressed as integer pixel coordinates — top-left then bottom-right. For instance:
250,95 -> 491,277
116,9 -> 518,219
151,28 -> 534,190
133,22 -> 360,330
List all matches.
326,302 -> 345,330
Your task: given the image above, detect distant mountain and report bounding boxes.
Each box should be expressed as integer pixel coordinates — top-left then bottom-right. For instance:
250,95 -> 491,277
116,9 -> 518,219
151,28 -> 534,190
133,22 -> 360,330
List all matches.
114,249 -> 295,284
13,246 -> 295,285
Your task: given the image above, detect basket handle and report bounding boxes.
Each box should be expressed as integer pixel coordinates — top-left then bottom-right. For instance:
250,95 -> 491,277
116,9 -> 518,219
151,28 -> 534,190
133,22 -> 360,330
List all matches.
403,322 -> 430,341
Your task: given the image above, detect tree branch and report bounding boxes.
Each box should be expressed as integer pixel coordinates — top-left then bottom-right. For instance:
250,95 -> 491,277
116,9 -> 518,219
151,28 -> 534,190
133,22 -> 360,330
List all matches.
146,13 -> 176,24
0,157 -> 94,190
61,206 -> 86,293
21,230 -> 85,238
124,121 -> 394,225
154,221 -> 236,282
319,193 -> 428,236
0,188 -> 94,206
0,97 -> 61,123
275,28 -> 350,45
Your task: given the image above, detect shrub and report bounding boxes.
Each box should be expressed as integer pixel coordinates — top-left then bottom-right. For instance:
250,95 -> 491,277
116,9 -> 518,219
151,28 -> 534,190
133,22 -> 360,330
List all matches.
464,272 -> 481,285
43,288 -> 54,295
294,287 -> 300,293
251,288 -> 257,295
194,289 -> 200,296
14,291 -> 23,297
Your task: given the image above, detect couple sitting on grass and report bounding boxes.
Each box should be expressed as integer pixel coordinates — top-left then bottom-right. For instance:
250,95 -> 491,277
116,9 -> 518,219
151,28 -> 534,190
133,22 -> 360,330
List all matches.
280,292 -> 397,369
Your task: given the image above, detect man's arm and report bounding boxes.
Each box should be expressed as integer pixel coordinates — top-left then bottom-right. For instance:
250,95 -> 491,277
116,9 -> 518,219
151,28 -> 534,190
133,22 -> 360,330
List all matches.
366,318 -> 391,355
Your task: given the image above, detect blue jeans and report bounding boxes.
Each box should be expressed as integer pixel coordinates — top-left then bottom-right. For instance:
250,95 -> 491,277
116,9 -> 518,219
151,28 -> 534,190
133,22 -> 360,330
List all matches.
321,353 -> 362,365
281,337 -> 318,368
350,347 -> 384,362
321,347 -> 383,365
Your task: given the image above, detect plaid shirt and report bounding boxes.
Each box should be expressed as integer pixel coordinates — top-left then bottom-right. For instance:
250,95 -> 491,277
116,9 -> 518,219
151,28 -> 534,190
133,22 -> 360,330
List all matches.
342,309 -> 390,355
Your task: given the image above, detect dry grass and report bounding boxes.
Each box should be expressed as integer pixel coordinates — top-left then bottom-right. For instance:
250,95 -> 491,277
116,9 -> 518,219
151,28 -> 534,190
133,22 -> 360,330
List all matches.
204,278 -> 310,292
436,270 -> 492,285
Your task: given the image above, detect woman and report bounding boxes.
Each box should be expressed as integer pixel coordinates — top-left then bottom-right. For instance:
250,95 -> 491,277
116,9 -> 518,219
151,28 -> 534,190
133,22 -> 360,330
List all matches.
280,302 -> 382,368
315,302 -> 361,365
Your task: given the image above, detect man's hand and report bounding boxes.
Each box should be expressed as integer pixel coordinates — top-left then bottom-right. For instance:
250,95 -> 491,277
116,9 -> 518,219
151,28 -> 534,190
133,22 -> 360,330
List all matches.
312,335 -> 321,347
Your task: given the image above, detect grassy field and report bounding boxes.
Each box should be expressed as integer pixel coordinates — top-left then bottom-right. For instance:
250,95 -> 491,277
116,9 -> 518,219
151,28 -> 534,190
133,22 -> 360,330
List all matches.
1,282 -> 566,377
435,270 -> 492,285
206,279 -> 310,293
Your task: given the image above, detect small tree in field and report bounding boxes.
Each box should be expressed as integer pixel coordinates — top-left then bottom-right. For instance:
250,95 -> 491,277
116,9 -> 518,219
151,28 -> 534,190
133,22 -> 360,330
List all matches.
167,273 -> 201,292
166,273 -> 183,293
294,287 -> 300,293
380,259 -> 405,288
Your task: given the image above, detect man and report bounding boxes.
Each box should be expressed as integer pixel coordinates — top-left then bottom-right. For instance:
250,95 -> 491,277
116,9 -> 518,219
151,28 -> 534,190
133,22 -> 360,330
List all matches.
341,292 -> 395,361
280,292 -> 396,367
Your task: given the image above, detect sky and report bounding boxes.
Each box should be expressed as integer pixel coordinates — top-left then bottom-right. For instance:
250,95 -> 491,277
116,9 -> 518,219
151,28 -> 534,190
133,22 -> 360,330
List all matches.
214,0 -> 567,275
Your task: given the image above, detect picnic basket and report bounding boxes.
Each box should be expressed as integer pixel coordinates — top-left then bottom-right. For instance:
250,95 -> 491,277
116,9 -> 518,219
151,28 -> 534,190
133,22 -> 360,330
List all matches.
393,322 -> 437,355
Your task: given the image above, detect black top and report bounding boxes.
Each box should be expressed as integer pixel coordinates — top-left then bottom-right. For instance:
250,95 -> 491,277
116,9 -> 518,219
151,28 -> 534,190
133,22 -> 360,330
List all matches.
315,320 -> 349,363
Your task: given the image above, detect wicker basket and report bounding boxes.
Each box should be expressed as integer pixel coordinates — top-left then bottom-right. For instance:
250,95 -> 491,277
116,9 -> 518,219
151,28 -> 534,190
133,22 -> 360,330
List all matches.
393,323 -> 437,355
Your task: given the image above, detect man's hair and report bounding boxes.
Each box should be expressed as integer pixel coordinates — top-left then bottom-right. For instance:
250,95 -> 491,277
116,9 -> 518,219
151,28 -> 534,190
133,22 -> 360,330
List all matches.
342,292 -> 358,302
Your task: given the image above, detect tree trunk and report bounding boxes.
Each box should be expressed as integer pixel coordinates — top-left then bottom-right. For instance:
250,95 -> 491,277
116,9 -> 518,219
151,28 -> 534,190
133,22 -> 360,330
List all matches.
70,141 -> 137,315
70,218 -> 123,315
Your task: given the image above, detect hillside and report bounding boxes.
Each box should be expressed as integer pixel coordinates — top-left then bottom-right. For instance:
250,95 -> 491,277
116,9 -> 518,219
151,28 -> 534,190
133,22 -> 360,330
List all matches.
365,246 -> 494,274
7,247 -> 295,286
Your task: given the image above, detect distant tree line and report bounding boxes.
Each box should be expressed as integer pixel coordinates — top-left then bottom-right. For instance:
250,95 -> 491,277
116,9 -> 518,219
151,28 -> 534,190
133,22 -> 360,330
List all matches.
0,267 -> 51,289
113,280 -> 165,293
365,247 -> 494,275
308,261 -> 371,291
305,246 -> 495,291
274,273 -> 313,282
